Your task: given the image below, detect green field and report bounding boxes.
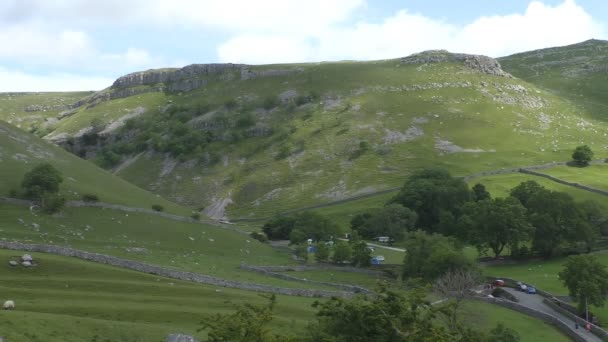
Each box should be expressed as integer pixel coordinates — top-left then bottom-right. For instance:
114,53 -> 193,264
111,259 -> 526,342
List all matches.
0,248 -> 571,342
541,164 -> 608,192
472,172 -> 608,206
0,249 -> 318,342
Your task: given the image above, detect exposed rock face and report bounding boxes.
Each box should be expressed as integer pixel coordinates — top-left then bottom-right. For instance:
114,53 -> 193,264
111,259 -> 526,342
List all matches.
401,50 -> 512,77
113,63 -> 243,89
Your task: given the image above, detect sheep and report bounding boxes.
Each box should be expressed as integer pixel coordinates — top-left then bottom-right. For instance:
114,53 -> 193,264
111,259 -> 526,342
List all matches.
3,300 -> 15,310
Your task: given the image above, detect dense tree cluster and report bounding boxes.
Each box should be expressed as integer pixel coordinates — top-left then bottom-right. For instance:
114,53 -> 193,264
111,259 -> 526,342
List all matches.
378,168 -> 604,259
262,212 -> 340,244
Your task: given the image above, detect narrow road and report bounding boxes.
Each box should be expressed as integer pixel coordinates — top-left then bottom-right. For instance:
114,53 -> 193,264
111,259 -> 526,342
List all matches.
503,287 -> 602,342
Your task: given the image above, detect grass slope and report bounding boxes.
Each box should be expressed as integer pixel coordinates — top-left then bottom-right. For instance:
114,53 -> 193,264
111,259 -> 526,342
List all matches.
499,39 -> 608,122
0,249 -> 568,342
0,121 -> 190,215
0,249 -> 317,342
4,50 -> 608,219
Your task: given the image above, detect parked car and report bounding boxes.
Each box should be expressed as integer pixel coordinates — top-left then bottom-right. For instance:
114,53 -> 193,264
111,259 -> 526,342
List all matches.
526,286 -> 537,294
518,284 -> 528,292
493,279 -> 505,287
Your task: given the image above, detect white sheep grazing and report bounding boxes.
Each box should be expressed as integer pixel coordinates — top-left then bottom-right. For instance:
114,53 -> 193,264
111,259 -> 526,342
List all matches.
3,300 -> 15,310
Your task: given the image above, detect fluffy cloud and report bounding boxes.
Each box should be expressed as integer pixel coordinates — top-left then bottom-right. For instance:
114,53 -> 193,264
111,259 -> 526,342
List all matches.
218,0 -> 606,63
0,68 -> 113,92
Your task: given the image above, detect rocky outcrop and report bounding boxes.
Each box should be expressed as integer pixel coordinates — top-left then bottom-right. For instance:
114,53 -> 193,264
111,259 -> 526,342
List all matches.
113,64 -> 243,88
401,50 -> 512,77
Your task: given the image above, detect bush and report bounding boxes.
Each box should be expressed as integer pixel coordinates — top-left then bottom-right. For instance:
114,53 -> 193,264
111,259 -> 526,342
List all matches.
81,193 -> 99,202
151,204 -> 164,212
8,189 -> 17,198
41,193 -> 65,214
250,231 -> 268,243
262,96 -> 279,110
190,213 -> 201,220
491,287 -> 518,302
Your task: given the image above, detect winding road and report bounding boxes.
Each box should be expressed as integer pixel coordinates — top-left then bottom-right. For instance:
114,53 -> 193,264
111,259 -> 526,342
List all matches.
502,287 -> 602,342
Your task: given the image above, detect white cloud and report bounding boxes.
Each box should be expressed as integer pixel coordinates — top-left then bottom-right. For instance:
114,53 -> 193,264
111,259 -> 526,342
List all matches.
217,0 -> 606,64
0,0 -> 364,34
0,68 -> 113,92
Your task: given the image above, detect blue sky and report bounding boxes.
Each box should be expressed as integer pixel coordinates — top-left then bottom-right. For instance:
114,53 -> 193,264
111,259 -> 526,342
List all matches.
0,0 -> 606,91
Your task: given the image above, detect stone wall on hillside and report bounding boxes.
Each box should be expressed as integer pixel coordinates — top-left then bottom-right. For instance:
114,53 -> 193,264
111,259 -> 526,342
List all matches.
0,241 -> 355,298
240,264 -> 373,294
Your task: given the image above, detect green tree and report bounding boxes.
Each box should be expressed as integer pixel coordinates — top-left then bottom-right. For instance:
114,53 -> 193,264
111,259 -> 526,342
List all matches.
402,231 -> 475,282
489,323 -> 520,342
459,197 -> 532,257
350,204 -> 417,241
333,241 -> 352,264
391,168 -> 470,233
305,287 -> 487,342
559,254 -> 608,321
572,145 -> 594,166
199,295 -> 296,342
21,163 -> 65,213
471,183 -> 491,202
509,180 -> 544,207
21,163 -> 63,200
351,241 -> 371,267
294,244 -> 309,262
315,242 -> 330,263
262,212 -> 339,244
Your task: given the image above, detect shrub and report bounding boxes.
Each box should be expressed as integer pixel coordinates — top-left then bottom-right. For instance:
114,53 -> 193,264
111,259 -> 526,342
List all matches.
262,96 -> 279,110
151,204 -> 164,212
250,231 -> 268,243
190,213 -> 201,220
491,287 -> 518,302
81,193 -> 99,202
8,189 -> 17,198
41,193 -> 65,214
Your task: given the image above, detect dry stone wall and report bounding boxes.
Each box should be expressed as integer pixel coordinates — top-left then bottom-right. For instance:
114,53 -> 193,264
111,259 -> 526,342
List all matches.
0,241 -> 355,298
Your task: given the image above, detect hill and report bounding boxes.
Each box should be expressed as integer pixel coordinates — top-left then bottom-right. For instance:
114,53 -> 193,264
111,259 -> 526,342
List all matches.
2,48 -> 608,220
0,120 -> 188,215
499,39 -> 608,121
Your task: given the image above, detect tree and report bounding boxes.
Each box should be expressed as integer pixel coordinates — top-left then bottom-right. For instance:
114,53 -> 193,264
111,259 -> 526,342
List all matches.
21,163 -> 65,213
509,180 -> 544,207
314,242 -> 330,263
294,244 -> 309,262
262,212 -> 339,244
333,241 -> 352,264
305,287 -> 487,342
559,254 -> 608,321
350,204 -> 417,241
351,241 -> 371,267
199,295 -> 296,342
459,197 -> 532,257
489,323 -> 520,342
471,183 -> 491,202
572,145 -> 594,166
21,163 -> 63,200
402,231 -> 476,282
391,168 -> 470,233
434,269 -> 481,331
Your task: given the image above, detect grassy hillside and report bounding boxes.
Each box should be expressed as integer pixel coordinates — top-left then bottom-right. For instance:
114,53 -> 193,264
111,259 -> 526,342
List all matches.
2,51 -> 605,220
499,39 -> 608,121
0,249 -> 568,342
0,120 -> 190,215
0,249 -> 317,341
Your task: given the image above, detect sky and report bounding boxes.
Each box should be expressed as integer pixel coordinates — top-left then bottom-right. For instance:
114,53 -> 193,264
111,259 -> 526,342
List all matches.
0,0 -> 606,91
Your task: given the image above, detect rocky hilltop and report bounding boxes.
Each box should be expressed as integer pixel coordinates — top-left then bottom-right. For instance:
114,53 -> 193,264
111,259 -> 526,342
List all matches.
402,50 -> 512,77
